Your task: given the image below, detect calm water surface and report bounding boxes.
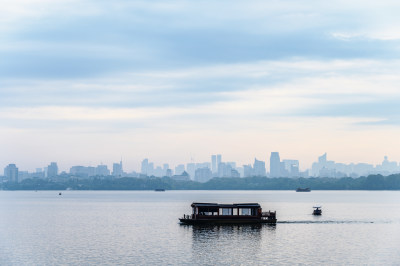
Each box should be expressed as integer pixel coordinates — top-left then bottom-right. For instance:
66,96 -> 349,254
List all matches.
1,190 -> 400,265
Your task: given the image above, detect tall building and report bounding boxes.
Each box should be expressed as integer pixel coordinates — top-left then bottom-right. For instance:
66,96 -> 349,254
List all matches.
96,164 -> 110,176
70,166 -> 90,178
211,155 -> 217,173
270,152 -> 281,177
195,167 -> 212,183
141,159 -> 149,175
4,164 -> 18,183
112,160 -> 123,177
186,163 -> 196,179
253,158 -> 266,177
243,164 -> 253,177
282,160 -> 299,177
47,162 -> 58,178
216,154 -> 222,172
175,164 -> 185,175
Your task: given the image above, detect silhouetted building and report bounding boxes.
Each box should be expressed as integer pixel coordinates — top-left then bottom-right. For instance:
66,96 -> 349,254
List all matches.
70,166 -> 90,178
216,154 -> 222,172
187,163 -> 196,180
96,164 -> 110,176
166,169 -> 172,177
211,155 -> 217,174
47,162 -> 58,178
195,167 -> 212,182
172,171 -> 190,181
243,164 -> 253,177
141,159 -> 149,175
113,160 -> 123,177
4,164 -> 18,183
253,158 -> 266,177
270,152 -> 281,177
175,164 -> 185,175
231,169 -> 240,178
282,159 -> 299,177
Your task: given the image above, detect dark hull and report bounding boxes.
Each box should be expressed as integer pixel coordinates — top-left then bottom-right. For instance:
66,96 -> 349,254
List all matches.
179,218 -> 277,225
296,188 -> 311,192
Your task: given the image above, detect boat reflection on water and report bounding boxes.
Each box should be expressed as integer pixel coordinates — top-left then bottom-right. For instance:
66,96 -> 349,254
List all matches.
180,224 -> 276,264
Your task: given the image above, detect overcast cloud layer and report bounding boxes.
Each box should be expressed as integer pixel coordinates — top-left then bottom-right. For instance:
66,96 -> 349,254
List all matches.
1,0 -> 400,171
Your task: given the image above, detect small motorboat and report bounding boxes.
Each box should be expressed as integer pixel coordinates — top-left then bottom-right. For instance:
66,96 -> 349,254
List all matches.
313,206 -> 322,215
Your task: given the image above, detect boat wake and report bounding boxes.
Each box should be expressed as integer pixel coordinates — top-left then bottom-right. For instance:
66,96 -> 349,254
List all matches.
277,220 -> 375,224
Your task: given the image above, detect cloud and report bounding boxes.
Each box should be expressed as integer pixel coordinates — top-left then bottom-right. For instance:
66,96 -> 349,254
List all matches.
2,1 -> 400,170
2,0 -> 400,79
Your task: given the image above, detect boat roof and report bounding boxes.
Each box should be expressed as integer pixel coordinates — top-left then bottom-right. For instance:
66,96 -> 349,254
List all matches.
191,202 -> 261,208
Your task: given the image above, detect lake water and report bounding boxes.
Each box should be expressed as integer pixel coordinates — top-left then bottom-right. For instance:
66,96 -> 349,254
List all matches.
1,190 -> 400,265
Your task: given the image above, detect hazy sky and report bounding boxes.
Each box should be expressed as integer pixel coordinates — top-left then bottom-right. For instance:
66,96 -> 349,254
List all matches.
1,0 -> 400,172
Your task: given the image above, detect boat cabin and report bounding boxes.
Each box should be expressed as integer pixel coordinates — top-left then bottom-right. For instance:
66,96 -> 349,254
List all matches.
192,202 -> 261,217
313,206 -> 322,215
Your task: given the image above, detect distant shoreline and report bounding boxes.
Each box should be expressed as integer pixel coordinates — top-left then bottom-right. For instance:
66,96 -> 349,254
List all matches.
2,174 -> 400,191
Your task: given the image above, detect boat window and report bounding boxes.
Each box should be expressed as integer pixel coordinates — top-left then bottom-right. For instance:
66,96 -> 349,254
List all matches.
240,208 -> 251,215
232,208 -> 238,215
221,208 -> 232,215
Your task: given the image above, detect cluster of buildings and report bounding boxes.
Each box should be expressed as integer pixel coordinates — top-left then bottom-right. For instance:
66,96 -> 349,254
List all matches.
310,153 -> 400,178
2,153 -> 400,183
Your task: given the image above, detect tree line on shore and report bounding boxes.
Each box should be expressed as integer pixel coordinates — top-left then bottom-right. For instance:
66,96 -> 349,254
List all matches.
2,174 -> 400,190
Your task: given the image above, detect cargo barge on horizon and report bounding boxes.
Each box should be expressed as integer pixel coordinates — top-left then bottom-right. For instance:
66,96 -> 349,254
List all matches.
179,202 -> 277,225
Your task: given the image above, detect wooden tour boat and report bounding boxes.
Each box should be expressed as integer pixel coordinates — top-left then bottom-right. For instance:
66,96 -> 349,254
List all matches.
179,202 -> 277,225
313,206 -> 322,215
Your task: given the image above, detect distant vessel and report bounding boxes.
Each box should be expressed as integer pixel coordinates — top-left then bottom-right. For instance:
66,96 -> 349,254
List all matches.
313,206 -> 322,215
154,189 -> 165,192
179,202 -> 277,224
296,188 -> 311,192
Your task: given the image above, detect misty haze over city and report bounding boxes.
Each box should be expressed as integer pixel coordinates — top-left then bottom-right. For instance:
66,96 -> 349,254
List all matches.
1,1 -> 400,173
4,153 -> 400,184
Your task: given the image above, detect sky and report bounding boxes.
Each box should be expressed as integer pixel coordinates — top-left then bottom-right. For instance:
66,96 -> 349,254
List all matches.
1,0 -> 400,172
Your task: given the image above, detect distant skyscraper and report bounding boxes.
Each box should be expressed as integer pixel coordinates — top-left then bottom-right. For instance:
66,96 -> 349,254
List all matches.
319,153 -> 327,163
141,159 -> 149,175
163,164 -> 169,171
148,162 -> 154,176
47,162 -> 58,178
216,154 -> 222,172
211,155 -> 217,173
96,164 -> 110,176
270,152 -> 281,177
282,160 -> 299,177
4,164 -> 18,183
195,167 -> 212,182
112,160 -> 123,177
243,164 -> 253,177
186,163 -> 196,180
175,164 -> 185,175
253,158 -> 266,177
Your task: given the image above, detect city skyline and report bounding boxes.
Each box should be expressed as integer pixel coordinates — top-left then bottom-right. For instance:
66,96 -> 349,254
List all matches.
4,152 -> 400,178
2,1 -> 400,172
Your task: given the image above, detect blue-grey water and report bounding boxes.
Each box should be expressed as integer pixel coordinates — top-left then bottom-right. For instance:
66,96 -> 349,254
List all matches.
1,190 -> 400,265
